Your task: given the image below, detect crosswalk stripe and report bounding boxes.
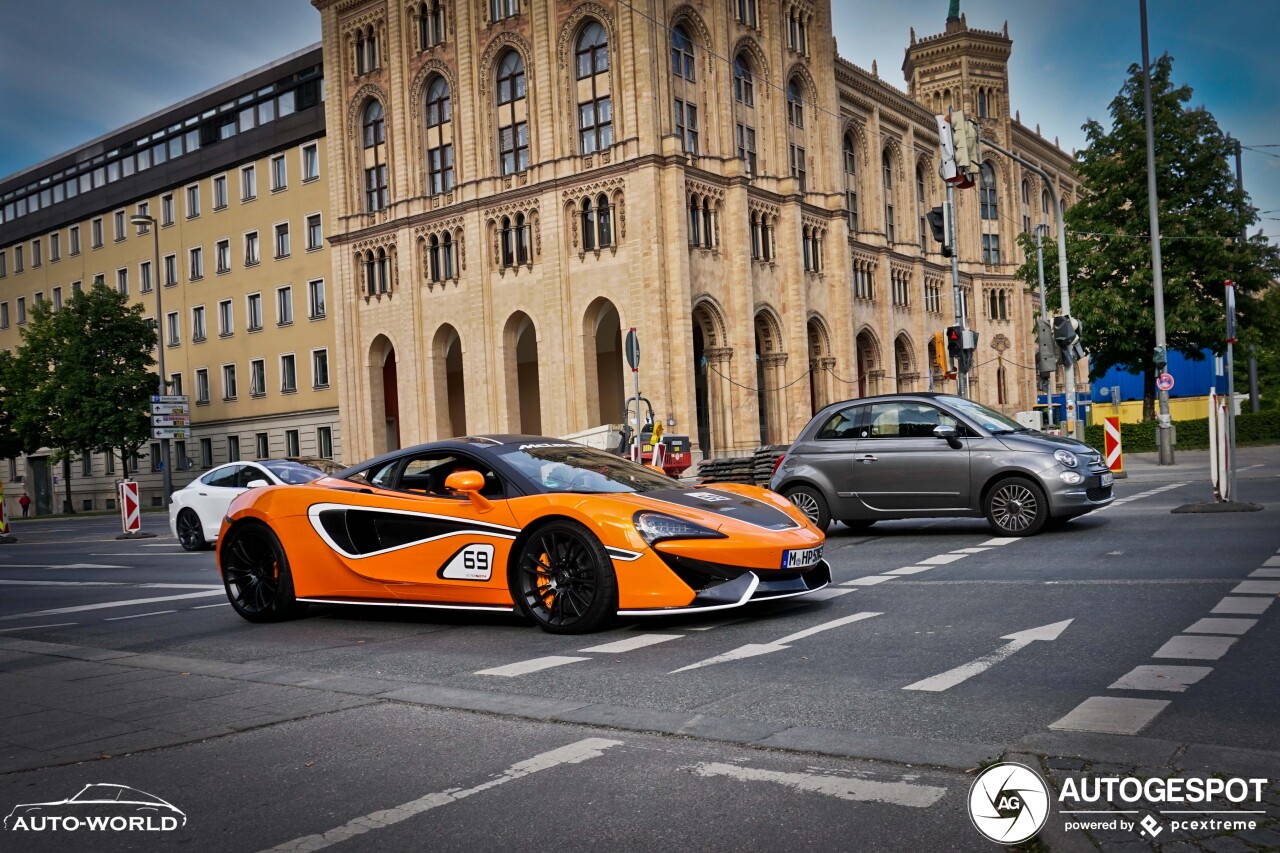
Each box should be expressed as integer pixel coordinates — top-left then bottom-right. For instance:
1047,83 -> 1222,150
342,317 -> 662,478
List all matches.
475,656 -> 590,677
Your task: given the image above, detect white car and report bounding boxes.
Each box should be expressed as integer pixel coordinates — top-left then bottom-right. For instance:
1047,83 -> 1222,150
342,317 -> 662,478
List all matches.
168,459 -> 332,551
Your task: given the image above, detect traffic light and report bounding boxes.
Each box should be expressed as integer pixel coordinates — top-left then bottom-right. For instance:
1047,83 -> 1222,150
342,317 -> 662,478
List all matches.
942,322 -> 962,358
1036,319 -> 1059,379
935,115 -> 958,183
1053,315 -> 1086,363
1152,344 -> 1168,369
926,206 -> 952,257
932,332 -> 948,375
953,111 -> 979,171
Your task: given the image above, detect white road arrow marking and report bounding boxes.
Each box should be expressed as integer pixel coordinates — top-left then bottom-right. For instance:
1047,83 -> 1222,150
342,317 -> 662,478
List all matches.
670,612 -> 881,674
688,762 -> 947,808
903,619 -> 1074,692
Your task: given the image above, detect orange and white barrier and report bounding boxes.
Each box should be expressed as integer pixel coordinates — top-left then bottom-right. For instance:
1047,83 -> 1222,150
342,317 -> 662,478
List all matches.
119,479 -> 141,535
1103,417 -> 1124,476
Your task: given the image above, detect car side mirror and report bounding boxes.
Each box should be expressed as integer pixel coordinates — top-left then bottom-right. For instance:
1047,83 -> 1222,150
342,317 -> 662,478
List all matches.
445,469 -> 493,512
933,425 -> 963,450
245,479 -> 270,489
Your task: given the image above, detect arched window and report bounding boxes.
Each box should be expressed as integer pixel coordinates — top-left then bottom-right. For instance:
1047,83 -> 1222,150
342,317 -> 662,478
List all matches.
688,195 -> 700,246
702,198 -> 713,248
844,133 -> 858,232
496,51 -> 529,175
882,149 -> 895,243
362,100 -> 388,212
424,76 -> 454,195
1042,188 -> 1051,216
671,25 -> 695,80
576,22 -> 612,154
355,29 -> 367,75
1021,179 -> 1031,206
490,0 -> 516,22
515,212 -> 529,265
733,54 -> 754,105
441,231 -> 454,279
418,1 -> 445,50
364,26 -> 378,73
978,88 -> 988,118
750,211 -> 760,259
736,0 -> 759,27
501,216 -> 514,268
980,163 -> 998,220
429,234 -> 441,281
803,226 -> 812,271
582,197 -> 596,251
364,251 -> 376,295
376,247 -> 389,293
597,193 -> 612,248
787,78 -> 803,128
363,100 -> 384,148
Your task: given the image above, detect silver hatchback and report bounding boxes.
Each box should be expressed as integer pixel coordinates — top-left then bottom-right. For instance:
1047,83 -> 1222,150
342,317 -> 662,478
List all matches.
769,393 -> 1113,536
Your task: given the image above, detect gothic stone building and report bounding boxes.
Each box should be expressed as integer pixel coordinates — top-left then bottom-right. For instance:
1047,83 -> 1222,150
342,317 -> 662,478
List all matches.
312,0 -> 1077,462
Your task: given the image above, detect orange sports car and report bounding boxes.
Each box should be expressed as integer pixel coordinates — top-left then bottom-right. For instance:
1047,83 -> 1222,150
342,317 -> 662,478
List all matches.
217,435 -> 829,633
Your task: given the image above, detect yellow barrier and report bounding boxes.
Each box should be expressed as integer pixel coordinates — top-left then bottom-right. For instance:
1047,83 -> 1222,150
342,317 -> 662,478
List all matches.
1090,395 -> 1217,425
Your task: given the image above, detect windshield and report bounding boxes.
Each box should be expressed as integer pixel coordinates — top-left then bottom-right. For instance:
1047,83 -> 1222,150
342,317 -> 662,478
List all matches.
943,396 -> 1027,434
259,460 -> 326,484
496,443 -> 678,494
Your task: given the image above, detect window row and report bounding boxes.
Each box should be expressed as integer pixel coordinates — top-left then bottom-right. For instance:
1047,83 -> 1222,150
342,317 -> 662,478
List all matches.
192,349 -> 330,405
174,281 -> 325,348
0,72 -> 323,228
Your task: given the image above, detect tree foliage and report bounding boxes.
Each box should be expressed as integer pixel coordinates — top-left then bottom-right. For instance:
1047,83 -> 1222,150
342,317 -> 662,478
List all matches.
8,276 -> 157,467
1014,55 -> 1280,418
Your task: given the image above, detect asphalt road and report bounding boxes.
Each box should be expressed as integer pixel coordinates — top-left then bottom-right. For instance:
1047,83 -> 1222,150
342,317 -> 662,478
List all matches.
1,447 -> 1277,852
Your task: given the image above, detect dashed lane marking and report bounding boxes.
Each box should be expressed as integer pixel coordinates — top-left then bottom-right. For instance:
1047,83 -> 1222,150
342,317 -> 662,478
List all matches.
1231,580 -> 1280,595
839,575 -> 896,587
0,623 -> 77,632
884,566 -> 933,576
802,587 -> 855,600
260,738 -> 624,853
951,547 -> 994,554
1109,665 -> 1213,693
475,656 -> 591,677
687,762 -> 947,808
918,554 -> 966,565
0,590 -> 225,622
980,537 -> 1020,546
579,634 -> 682,653
1183,617 -> 1257,636
1049,696 -> 1170,735
1211,596 -> 1272,615
104,609 -> 178,621
1151,635 -> 1237,661
1250,568 -> 1280,578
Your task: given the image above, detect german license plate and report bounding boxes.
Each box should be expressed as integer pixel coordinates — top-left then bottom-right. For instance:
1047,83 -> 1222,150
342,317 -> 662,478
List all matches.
1101,473 -> 1114,487
782,545 -> 823,569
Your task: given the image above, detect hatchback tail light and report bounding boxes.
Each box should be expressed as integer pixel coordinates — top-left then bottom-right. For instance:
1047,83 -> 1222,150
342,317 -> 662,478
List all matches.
772,454 -> 786,476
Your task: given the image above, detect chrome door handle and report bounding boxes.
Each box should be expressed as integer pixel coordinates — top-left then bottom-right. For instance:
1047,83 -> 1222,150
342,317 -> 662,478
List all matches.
856,455 -> 877,463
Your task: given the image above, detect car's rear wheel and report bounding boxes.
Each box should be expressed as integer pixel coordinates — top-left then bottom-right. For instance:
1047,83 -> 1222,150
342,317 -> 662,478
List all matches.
784,485 -> 830,531
512,521 -> 617,634
220,522 -> 307,622
176,509 -> 208,551
985,477 -> 1049,537
839,518 -> 877,532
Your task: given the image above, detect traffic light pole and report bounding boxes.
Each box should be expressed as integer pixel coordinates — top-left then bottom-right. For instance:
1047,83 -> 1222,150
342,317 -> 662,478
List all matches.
945,182 -> 968,399
977,133 -> 1081,441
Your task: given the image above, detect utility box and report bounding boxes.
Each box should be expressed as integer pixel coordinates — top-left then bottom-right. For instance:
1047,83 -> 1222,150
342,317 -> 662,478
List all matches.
1015,410 -> 1044,431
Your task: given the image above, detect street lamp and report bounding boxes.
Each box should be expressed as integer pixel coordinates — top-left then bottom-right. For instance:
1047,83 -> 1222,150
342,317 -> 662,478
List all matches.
130,213 -> 172,507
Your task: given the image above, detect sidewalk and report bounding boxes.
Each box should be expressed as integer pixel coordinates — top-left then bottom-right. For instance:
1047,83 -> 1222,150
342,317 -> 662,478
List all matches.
1116,444 -> 1280,488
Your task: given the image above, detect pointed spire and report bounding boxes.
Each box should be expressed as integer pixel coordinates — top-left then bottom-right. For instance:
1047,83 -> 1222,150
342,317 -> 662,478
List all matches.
947,0 -> 960,22
910,26 -> 916,45
871,59 -> 878,78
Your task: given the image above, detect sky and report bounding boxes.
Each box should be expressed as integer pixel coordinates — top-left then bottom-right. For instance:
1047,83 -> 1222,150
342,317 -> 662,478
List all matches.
2,0 -> 1277,236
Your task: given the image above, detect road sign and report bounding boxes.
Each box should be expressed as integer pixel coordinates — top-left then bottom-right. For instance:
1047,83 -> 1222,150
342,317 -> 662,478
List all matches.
150,394 -> 190,404
150,403 -> 188,415
151,415 -> 191,427
1104,417 -> 1124,474
625,328 -> 640,371
119,480 -> 141,534
1156,372 -> 1175,392
151,427 -> 190,439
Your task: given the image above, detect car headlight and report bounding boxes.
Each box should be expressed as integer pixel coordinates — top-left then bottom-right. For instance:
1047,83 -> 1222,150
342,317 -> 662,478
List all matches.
1054,449 -> 1078,468
633,512 -> 725,546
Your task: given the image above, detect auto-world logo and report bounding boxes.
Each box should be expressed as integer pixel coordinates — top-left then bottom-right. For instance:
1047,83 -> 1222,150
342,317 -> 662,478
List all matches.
968,762 -> 1051,844
4,784 -> 186,832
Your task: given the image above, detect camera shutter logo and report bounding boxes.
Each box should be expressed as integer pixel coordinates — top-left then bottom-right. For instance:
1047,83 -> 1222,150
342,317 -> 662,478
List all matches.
968,762 -> 1050,844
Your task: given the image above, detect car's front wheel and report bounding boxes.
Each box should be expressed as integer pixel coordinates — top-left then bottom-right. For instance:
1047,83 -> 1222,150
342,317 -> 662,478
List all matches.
784,485 -> 830,531
512,521 -> 617,634
220,522 -> 307,622
176,509 -> 208,551
985,477 -> 1049,537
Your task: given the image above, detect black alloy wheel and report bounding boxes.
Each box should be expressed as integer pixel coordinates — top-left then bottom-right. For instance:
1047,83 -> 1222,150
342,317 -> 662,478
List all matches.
513,521 -> 617,634
220,522 -> 307,623
176,509 -> 207,551
984,477 -> 1049,537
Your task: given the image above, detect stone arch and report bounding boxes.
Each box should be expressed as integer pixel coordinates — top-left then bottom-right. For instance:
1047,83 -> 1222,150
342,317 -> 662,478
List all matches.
784,61 -> 819,108
582,296 -> 624,428
556,7 -> 618,157
502,311 -> 542,434
854,326 -> 881,398
753,306 -> 786,445
691,296 -> 731,457
731,35 -> 771,93
429,323 -> 466,437
669,4 -> 713,53
807,313 -> 834,415
346,84 -> 389,142
894,333 -> 916,393
368,333 -> 400,454
408,60 -> 460,193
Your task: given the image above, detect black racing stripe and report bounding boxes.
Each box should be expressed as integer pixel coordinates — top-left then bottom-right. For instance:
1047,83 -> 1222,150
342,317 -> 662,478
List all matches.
645,488 -> 798,530
323,508 -> 512,556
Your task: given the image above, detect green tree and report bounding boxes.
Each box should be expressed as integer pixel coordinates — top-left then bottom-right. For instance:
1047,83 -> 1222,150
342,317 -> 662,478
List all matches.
1015,54 -> 1280,419
11,277 -> 157,511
